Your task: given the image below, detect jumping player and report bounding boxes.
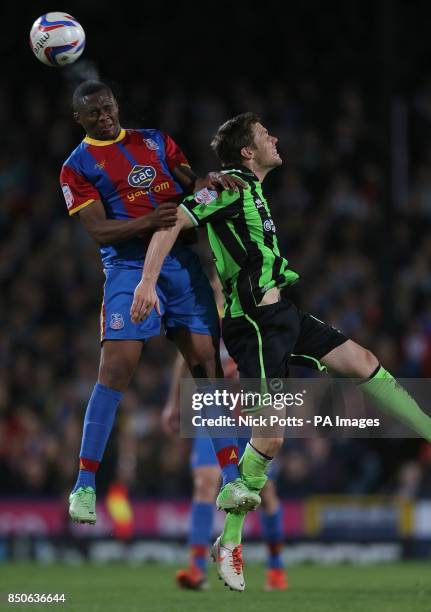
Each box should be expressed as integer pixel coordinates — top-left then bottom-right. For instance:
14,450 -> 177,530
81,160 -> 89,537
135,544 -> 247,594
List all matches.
130,112 -> 431,591
163,281 -> 287,592
60,82 -> 259,525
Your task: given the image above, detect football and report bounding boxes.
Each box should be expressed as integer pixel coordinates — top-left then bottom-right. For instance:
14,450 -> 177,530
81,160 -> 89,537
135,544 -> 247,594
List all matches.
29,12 -> 85,67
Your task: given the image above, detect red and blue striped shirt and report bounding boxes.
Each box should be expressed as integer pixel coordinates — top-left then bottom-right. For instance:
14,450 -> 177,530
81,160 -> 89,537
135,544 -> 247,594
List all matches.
60,128 -> 190,268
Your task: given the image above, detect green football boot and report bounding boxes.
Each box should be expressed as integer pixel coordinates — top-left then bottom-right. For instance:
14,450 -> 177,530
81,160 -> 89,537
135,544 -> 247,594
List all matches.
216,478 -> 261,513
69,486 -> 97,524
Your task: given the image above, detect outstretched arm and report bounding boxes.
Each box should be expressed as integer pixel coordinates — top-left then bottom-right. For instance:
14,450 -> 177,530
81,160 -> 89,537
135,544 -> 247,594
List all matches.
130,181 -> 244,323
78,199 -> 177,244
130,207 -> 193,323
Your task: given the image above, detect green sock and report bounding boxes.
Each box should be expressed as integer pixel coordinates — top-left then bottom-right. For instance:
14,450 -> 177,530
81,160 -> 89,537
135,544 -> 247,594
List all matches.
239,443 -> 272,491
220,444 -> 273,546
221,511 -> 247,546
360,366 -> 431,442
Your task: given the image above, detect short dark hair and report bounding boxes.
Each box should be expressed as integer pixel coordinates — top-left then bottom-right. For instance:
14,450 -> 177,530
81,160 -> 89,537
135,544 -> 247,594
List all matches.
211,112 -> 260,167
72,80 -> 113,111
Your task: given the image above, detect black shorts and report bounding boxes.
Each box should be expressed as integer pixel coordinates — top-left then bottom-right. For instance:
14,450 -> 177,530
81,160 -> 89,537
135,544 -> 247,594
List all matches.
222,298 -> 348,378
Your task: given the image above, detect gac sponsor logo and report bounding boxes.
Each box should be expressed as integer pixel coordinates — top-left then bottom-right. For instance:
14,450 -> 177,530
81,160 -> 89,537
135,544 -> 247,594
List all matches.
128,165 -> 156,188
127,181 -> 170,202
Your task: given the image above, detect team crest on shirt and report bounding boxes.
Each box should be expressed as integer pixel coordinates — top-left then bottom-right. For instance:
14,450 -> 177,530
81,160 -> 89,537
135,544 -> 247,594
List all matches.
194,188 -> 218,205
128,165 -> 156,188
110,313 -> 125,330
143,138 -> 159,150
62,183 -> 74,209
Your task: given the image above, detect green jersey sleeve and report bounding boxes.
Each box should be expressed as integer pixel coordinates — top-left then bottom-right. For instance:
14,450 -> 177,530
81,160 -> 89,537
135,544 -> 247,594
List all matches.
179,186 -> 242,227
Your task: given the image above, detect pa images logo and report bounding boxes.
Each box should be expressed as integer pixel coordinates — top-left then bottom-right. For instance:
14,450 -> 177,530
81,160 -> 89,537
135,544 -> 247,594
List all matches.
128,165 -> 156,188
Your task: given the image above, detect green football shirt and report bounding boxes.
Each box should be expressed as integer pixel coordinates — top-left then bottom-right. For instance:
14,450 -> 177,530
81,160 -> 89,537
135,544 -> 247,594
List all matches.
180,166 -> 300,317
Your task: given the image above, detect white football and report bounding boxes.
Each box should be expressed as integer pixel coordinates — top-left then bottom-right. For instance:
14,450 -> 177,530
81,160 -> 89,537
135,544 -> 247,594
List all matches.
29,12 -> 85,67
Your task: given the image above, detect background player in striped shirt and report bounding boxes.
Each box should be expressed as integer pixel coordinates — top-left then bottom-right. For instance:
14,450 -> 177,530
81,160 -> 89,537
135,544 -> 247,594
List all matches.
60,81 -> 259,525
162,276 -> 287,591
130,111 -> 431,591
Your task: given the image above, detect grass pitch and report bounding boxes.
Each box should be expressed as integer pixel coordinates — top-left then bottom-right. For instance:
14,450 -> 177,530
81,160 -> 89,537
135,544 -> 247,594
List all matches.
1,562 -> 430,612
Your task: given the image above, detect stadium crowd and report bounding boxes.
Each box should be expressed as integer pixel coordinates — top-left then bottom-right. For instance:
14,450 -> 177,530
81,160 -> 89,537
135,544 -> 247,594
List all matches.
2,23 -> 431,502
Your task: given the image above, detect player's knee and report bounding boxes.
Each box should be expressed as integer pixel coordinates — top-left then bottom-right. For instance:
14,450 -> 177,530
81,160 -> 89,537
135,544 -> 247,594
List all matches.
191,355 -> 218,380
99,359 -> 134,391
351,347 -> 379,379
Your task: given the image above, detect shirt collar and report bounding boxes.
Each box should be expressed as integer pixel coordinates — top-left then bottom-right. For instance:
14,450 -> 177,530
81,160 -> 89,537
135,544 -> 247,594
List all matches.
83,128 -> 126,146
223,164 -> 258,181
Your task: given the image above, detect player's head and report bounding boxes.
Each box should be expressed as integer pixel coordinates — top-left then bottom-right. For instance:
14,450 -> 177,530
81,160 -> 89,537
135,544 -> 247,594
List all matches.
211,112 -> 282,178
72,80 -> 120,141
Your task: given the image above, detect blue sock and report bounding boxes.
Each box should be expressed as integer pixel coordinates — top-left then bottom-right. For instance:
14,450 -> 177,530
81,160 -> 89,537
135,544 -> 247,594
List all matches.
72,383 -> 123,493
198,383 -> 240,486
213,446 -> 240,486
189,501 -> 214,573
260,505 -> 284,569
